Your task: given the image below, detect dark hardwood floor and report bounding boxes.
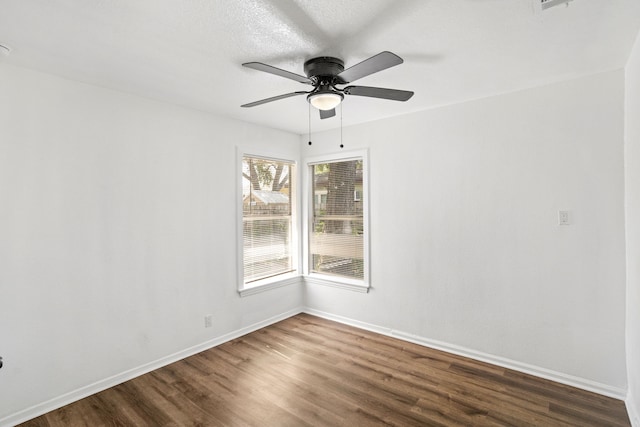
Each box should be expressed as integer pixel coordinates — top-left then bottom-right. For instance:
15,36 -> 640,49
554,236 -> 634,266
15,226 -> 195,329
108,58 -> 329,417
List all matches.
20,313 -> 630,426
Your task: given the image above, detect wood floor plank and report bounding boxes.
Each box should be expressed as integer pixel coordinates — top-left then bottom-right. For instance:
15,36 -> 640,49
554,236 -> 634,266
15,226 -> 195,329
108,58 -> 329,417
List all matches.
252,333 -> 437,425
264,319 -> 556,425
18,314 -> 630,426
204,342 -> 347,426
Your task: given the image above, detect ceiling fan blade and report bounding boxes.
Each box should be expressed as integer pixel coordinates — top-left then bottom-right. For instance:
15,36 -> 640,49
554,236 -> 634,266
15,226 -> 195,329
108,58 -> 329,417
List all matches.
344,86 -> 414,101
241,91 -> 308,108
243,62 -> 313,84
337,51 -> 403,84
319,108 -> 336,120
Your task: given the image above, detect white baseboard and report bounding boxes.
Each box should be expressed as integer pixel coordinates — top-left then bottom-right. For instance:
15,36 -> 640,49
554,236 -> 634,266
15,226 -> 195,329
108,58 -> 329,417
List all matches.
303,308 -> 394,336
0,307 -> 303,427
303,308 -> 627,400
628,390 -> 640,427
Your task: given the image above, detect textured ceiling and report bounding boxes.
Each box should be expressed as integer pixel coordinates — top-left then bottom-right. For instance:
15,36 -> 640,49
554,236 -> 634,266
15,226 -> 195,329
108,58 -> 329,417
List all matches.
0,0 -> 639,135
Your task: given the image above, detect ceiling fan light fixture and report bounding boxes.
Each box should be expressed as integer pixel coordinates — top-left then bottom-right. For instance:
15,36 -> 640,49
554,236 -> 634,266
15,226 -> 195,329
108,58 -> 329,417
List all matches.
308,91 -> 343,110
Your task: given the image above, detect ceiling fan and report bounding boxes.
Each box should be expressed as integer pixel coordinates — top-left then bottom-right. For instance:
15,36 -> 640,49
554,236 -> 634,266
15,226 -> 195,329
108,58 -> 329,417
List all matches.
241,51 -> 414,119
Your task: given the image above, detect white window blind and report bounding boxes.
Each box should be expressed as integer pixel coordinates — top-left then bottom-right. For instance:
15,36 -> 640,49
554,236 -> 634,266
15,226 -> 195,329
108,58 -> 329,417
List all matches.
242,156 -> 295,284
310,159 -> 364,280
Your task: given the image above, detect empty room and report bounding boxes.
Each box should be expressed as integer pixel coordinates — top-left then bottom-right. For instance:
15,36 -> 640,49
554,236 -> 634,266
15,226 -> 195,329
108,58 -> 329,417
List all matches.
1,0 -> 640,425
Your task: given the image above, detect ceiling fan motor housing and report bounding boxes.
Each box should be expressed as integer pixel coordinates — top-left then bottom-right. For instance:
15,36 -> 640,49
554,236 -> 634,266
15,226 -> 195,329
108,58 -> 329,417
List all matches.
303,57 -> 345,84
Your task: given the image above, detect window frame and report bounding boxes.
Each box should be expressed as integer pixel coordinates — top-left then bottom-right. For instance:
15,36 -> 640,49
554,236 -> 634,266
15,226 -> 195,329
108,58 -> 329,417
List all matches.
303,149 -> 370,292
237,148 -> 300,296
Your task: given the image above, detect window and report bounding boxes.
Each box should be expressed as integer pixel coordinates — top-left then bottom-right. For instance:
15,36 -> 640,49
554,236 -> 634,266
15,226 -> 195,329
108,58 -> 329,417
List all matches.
307,151 -> 369,289
241,155 -> 296,291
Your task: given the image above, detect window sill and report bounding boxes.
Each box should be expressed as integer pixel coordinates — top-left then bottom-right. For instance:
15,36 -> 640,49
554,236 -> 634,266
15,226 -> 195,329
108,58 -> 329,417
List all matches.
303,275 -> 370,293
238,273 -> 302,297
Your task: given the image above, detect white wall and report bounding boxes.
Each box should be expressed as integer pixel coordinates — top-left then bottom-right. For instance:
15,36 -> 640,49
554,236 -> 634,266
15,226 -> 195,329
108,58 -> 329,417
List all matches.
625,29 -> 640,426
0,64 -> 303,424
304,70 -> 628,395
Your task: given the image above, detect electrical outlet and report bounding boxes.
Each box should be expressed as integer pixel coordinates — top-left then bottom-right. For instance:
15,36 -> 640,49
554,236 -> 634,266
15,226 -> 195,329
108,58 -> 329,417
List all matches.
204,314 -> 213,328
558,210 -> 570,226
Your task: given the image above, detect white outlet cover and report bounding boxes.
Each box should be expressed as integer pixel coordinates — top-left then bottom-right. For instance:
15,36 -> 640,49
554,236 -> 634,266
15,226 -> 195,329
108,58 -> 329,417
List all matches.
558,210 -> 570,225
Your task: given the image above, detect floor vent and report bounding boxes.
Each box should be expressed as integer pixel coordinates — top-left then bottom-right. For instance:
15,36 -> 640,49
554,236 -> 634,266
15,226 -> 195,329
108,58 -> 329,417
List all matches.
541,0 -> 574,10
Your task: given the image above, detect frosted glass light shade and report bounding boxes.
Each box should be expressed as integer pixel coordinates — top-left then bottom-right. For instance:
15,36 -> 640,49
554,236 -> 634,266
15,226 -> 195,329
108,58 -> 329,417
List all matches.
308,92 -> 343,110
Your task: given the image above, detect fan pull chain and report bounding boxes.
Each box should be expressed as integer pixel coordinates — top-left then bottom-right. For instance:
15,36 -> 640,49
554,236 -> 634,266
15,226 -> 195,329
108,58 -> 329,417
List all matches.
340,103 -> 344,148
308,102 -> 312,146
